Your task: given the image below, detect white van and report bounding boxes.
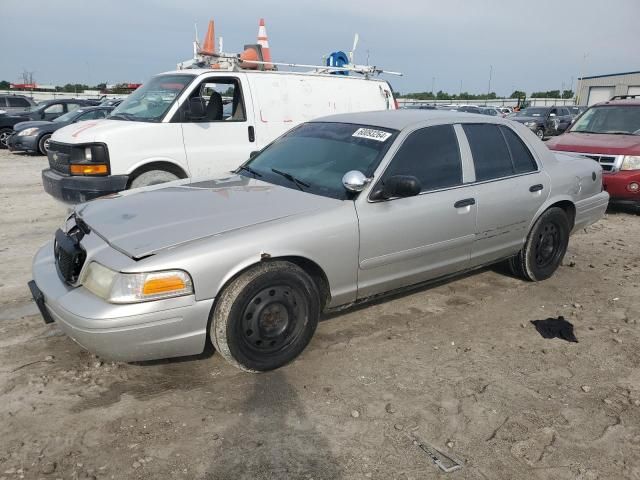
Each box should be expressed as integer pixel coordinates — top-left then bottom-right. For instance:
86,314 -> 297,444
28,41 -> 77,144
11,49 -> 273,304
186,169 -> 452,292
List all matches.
43,69 -> 397,203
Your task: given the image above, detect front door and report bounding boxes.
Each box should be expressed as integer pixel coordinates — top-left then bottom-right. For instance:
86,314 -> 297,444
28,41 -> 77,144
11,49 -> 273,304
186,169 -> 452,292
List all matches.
356,124 -> 477,299
461,123 -> 549,265
179,76 -> 256,178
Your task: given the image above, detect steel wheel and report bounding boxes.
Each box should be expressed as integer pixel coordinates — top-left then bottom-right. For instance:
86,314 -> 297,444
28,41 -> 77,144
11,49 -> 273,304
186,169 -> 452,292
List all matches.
533,222 -> 561,268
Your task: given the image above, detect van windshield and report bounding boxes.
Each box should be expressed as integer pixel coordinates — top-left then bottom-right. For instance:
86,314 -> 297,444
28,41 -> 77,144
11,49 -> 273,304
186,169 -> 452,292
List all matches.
110,75 -> 192,122
239,122 -> 398,200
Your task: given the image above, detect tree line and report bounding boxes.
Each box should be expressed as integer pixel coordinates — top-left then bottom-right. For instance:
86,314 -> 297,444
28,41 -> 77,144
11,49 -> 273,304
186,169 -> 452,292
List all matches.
398,89 -> 574,100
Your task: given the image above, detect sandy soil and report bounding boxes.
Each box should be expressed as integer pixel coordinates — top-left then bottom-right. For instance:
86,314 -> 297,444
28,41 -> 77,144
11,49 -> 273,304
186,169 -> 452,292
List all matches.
0,149 -> 639,480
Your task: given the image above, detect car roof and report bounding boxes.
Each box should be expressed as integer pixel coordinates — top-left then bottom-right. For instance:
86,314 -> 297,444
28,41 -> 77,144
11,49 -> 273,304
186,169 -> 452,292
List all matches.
314,109 -> 507,130
594,98 -> 640,107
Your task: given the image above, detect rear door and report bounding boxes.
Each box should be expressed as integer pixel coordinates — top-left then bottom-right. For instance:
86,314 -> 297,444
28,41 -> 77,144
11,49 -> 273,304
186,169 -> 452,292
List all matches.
461,123 -> 549,266
178,74 -> 256,178
356,124 -> 477,298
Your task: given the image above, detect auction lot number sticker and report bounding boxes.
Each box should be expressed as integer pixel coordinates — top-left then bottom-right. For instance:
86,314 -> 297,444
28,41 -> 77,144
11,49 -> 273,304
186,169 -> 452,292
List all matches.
352,128 -> 392,142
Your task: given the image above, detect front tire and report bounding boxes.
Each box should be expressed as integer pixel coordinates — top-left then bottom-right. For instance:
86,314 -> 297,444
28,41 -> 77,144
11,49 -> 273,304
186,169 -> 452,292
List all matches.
38,134 -> 51,155
0,128 -> 12,149
210,261 -> 320,372
129,169 -> 179,189
535,128 -> 545,140
509,207 -> 570,281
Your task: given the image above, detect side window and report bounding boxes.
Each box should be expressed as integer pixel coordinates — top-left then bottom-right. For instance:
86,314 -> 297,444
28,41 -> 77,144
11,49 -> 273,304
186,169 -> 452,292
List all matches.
67,103 -> 81,112
7,97 -> 30,107
77,110 -> 104,121
561,108 -> 571,116
0,98 -> 6,107
382,125 -> 462,192
463,124 -> 513,181
499,126 -> 538,173
177,78 -> 246,123
44,103 -> 64,114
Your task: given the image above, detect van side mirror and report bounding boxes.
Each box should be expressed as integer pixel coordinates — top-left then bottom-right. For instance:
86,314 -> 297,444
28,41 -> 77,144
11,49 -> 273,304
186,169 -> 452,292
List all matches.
370,175 -> 421,200
249,150 -> 260,159
188,97 -> 207,120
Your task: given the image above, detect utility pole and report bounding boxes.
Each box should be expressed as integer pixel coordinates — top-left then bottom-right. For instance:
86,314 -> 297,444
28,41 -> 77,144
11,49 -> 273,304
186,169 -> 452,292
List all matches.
486,65 -> 493,105
577,53 -> 588,105
459,80 -> 462,98
431,76 -> 435,100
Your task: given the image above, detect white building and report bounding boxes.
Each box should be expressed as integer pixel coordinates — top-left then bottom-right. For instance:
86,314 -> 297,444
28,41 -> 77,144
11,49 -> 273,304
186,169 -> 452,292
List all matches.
577,70 -> 640,106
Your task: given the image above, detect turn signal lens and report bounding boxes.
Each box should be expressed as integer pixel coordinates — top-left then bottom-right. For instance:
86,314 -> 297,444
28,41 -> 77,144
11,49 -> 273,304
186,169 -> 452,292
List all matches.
143,275 -> 187,295
70,164 -> 108,175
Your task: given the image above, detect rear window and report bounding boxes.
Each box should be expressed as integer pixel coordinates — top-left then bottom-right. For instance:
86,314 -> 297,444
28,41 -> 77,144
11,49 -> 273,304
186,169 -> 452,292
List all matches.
463,124 -> 537,181
7,97 -> 30,107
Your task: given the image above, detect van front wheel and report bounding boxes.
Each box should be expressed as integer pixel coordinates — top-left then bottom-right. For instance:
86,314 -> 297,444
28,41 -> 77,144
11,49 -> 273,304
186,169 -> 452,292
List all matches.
129,170 -> 179,189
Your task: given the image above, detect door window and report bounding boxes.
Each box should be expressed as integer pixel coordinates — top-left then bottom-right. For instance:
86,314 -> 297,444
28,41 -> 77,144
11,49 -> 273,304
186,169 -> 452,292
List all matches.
76,109 -> 106,121
66,103 -> 82,112
380,125 -> 462,193
43,103 -> 64,114
177,78 -> 246,123
463,124 -> 537,181
7,97 -> 30,107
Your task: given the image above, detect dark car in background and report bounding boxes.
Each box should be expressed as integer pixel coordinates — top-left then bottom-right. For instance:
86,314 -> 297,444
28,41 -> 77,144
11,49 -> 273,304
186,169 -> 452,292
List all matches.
7,106 -> 113,155
0,99 -> 94,148
509,106 -> 573,139
567,105 -> 588,119
0,94 -> 37,114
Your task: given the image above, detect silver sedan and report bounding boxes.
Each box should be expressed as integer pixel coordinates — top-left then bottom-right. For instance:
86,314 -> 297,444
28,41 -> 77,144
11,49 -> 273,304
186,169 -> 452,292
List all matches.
30,110 -> 609,371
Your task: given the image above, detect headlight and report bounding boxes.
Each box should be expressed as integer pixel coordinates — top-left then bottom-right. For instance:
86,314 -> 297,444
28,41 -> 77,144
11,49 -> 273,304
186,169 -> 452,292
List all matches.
620,155 -> 640,171
18,128 -> 39,136
83,262 -> 193,303
524,121 -> 536,127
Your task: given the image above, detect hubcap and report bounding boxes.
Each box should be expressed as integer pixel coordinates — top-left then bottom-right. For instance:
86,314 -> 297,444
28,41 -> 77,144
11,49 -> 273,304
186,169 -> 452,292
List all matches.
43,137 -> 50,152
534,222 -> 560,268
240,285 -> 307,355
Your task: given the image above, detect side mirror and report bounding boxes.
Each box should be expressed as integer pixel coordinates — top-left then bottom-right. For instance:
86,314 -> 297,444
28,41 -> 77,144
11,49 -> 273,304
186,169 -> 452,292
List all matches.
188,97 -> 207,120
342,170 -> 371,192
249,150 -> 260,160
371,175 -> 421,200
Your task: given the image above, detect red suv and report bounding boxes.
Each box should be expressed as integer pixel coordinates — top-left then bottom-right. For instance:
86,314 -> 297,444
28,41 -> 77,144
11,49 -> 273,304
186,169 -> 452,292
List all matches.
546,97 -> 640,208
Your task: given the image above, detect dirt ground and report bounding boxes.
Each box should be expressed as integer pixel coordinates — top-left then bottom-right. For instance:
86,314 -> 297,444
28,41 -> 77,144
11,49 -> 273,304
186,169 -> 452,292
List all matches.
0,148 -> 639,480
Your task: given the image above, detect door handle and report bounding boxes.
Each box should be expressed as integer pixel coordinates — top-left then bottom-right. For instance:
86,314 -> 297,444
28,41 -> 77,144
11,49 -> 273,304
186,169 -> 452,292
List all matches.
454,198 -> 475,208
529,184 -> 544,192
248,126 -> 255,142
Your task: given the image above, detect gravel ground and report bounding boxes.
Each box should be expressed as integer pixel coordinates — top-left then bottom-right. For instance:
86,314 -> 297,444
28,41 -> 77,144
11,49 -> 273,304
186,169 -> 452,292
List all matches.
0,149 -> 639,480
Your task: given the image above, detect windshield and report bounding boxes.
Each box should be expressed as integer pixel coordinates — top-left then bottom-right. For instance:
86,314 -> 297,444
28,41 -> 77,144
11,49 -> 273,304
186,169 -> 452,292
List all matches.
109,74 -> 192,122
518,107 -> 548,117
240,122 -> 398,200
53,110 -> 83,123
570,106 -> 640,135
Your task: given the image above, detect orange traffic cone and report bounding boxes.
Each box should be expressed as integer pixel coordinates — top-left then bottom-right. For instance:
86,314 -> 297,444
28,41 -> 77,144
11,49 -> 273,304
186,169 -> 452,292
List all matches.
200,20 -> 215,55
257,18 -> 272,69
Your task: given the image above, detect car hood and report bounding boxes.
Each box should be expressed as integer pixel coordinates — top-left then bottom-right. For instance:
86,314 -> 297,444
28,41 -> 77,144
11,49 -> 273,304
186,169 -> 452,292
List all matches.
76,175 -> 342,259
13,120 -> 53,131
52,118 -> 143,144
546,132 -> 640,155
511,116 -> 543,124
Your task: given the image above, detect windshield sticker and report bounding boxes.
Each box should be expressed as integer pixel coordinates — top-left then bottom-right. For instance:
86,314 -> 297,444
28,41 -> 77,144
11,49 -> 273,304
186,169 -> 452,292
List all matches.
352,128 -> 392,142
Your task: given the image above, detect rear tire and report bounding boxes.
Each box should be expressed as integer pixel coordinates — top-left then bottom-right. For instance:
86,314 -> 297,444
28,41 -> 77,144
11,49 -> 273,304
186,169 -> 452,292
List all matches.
129,169 -> 179,189
509,207 -> 570,281
210,261 -> 320,372
0,128 -> 12,149
37,134 -> 51,155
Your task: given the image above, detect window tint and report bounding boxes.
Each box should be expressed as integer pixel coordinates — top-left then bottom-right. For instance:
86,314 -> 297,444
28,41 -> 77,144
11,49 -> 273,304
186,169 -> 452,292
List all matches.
499,126 -> 537,173
463,124 -> 513,181
7,97 -> 29,107
383,125 -> 462,192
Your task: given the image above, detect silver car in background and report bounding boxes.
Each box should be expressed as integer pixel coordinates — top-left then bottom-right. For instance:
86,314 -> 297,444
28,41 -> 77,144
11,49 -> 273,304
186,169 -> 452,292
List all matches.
30,110 -> 609,372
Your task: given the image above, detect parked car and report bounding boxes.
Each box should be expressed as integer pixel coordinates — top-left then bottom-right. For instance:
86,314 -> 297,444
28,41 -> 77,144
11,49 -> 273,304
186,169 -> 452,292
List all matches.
546,97 -> 640,208
0,99 -> 94,148
456,105 -> 482,114
99,98 -> 124,107
479,107 -> 500,116
30,110 -> 608,371
510,106 -> 573,139
7,106 -> 113,155
0,94 -> 37,115
43,69 -> 397,203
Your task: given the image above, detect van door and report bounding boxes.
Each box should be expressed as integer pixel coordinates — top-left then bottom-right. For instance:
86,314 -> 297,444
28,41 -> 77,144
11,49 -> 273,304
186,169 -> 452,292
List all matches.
178,75 -> 256,178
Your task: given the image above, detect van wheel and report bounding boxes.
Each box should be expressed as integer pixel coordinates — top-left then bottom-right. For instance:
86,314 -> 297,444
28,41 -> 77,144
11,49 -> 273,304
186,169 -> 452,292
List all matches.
129,170 -> 179,189
38,134 -> 51,155
508,207 -> 570,281
210,261 -> 320,372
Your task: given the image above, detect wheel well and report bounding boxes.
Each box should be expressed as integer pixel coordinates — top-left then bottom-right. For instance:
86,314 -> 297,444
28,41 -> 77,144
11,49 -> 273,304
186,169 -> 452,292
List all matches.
549,200 -> 576,228
127,161 -> 188,188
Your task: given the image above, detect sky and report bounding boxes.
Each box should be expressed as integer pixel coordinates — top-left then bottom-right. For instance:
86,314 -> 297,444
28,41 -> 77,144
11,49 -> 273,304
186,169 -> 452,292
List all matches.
1,0 -> 638,96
